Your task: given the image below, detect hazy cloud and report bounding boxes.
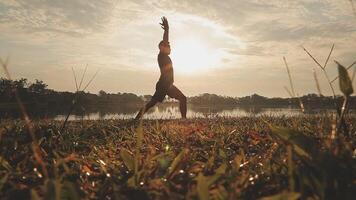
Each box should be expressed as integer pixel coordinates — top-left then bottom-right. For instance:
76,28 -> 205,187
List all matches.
0,0 -> 355,97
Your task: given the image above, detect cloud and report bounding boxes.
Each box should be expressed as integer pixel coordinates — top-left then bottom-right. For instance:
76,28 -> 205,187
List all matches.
0,0 -> 355,96
0,0 -> 117,36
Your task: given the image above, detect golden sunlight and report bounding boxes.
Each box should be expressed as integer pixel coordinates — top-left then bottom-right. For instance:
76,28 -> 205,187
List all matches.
170,37 -> 223,73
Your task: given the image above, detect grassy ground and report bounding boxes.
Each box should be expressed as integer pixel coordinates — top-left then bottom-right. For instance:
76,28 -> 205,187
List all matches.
0,116 -> 355,199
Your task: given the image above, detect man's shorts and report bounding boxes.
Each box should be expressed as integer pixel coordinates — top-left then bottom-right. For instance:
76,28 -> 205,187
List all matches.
152,81 -> 184,102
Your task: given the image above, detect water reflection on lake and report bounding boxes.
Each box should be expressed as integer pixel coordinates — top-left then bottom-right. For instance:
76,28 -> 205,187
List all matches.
53,104 -> 349,121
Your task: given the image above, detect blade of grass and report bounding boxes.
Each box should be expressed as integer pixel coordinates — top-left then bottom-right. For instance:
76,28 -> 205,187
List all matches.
71,66 -> 79,92
82,69 -> 100,91
284,86 -> 293,97
283,57 -> 304,113
0,57 -> 48,179
302,46 -> 336,97
330,61 -> 356,83
335,60 -> 353,135
352,64 -> 356,83
322,44 -> 334,69
313,68 -> 322,96
134,122 -> 143,185
78,64 -> 88,90
283,57 -> 296,97
287,145 -> 295,192
302,46 -> 324,70
61,67 -> 99,131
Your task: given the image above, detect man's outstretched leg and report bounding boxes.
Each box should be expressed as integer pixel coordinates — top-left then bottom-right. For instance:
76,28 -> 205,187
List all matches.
167,85 -> 187,118
135,99 -> 158,120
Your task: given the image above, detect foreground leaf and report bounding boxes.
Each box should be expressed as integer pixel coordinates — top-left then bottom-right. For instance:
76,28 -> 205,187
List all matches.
31,189 -> 41,200
207,163 -> 227,186
0,174 -> 8,191
197,173 -> 209,200
62,181 -> 80,200
167,149 -> 188,177
196,163 -> 227,200
270,126 -> 317,159
44,180 -> 56,200
120,149 -> 135,171
261,192 -> 300,200
337,61 -> 353,96
0,156 -> 12,171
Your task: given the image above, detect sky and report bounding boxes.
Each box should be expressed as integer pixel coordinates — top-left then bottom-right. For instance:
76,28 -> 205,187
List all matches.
0,0 -> 355,97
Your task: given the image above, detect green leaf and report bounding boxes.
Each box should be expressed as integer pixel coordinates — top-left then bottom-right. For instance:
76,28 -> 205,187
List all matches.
55,178 -> 61,200
158,156 -> 170,170
0,174 -> 8,191
261,192 -> 300,200
197,173 -> 209,200
44,180 -> 56,200
206,155 -> 215,171
337,62 -> 353,96
62,181 -> 80,200
270,126 -> 317,159
127,176 -> 136,187
196,163 -> 227,200
136,124 -> 143,149
211,185 -> 228,200
167,149 -> 187,177
0,156 -> 12,171
120,149 -> 135,171
206,163 -> 227,186
218,149 -> 227,160
232,154 -> 243,172
135,124 -> 143,178
31,189 -> 41,200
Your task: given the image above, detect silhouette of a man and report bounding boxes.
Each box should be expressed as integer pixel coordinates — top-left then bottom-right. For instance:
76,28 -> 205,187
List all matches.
135,17 -> 187,119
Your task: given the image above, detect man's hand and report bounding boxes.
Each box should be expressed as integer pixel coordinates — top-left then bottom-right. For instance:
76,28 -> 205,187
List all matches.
160,16 -> 169,31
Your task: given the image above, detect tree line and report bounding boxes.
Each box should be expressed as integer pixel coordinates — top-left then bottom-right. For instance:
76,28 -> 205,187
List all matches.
0,78 -> 355,109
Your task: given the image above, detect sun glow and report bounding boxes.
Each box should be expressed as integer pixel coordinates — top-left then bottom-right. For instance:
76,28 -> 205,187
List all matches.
170,38 -> 223,73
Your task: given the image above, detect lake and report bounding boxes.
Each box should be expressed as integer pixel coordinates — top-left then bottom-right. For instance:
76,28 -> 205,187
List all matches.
1,103 -> 354,121
52,104 -> 354,120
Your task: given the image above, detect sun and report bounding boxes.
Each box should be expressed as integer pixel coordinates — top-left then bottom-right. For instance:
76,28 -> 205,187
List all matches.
170,37 -> 223,74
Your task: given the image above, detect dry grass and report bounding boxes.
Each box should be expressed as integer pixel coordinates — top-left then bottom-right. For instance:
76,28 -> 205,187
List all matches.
0,116 -> 355,199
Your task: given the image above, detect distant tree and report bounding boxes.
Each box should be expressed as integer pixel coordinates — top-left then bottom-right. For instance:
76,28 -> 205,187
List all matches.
0,78 -> 13,101
143,95 -> 152,101
98,90 -> 107,96
29,79 -> 48,94
13,78 -> 28,90
189,93 -> 238,105
0,78 -> 12,93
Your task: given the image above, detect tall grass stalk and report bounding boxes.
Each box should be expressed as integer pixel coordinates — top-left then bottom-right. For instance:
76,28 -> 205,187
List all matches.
301,45 -> 352,135
302,45 -> 336,97
61,66 -> 99,132
335,60 -> 353,135
78,64 -> 88,90
283,57 -> 305,113
71,66 -> 79,91
0,57 -> 48,179
313,68 -> 322,96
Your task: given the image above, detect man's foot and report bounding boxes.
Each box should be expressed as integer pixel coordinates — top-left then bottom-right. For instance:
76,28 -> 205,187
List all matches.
135,109 -> 144,120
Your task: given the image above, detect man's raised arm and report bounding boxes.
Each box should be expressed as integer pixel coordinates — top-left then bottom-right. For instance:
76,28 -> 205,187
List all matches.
160,17 -> 169,43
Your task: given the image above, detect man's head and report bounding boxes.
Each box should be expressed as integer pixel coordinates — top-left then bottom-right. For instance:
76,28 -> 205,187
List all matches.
159,41 -> 171,55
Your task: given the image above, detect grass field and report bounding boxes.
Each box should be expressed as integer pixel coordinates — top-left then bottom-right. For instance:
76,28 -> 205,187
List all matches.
0,116 -> 355,200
